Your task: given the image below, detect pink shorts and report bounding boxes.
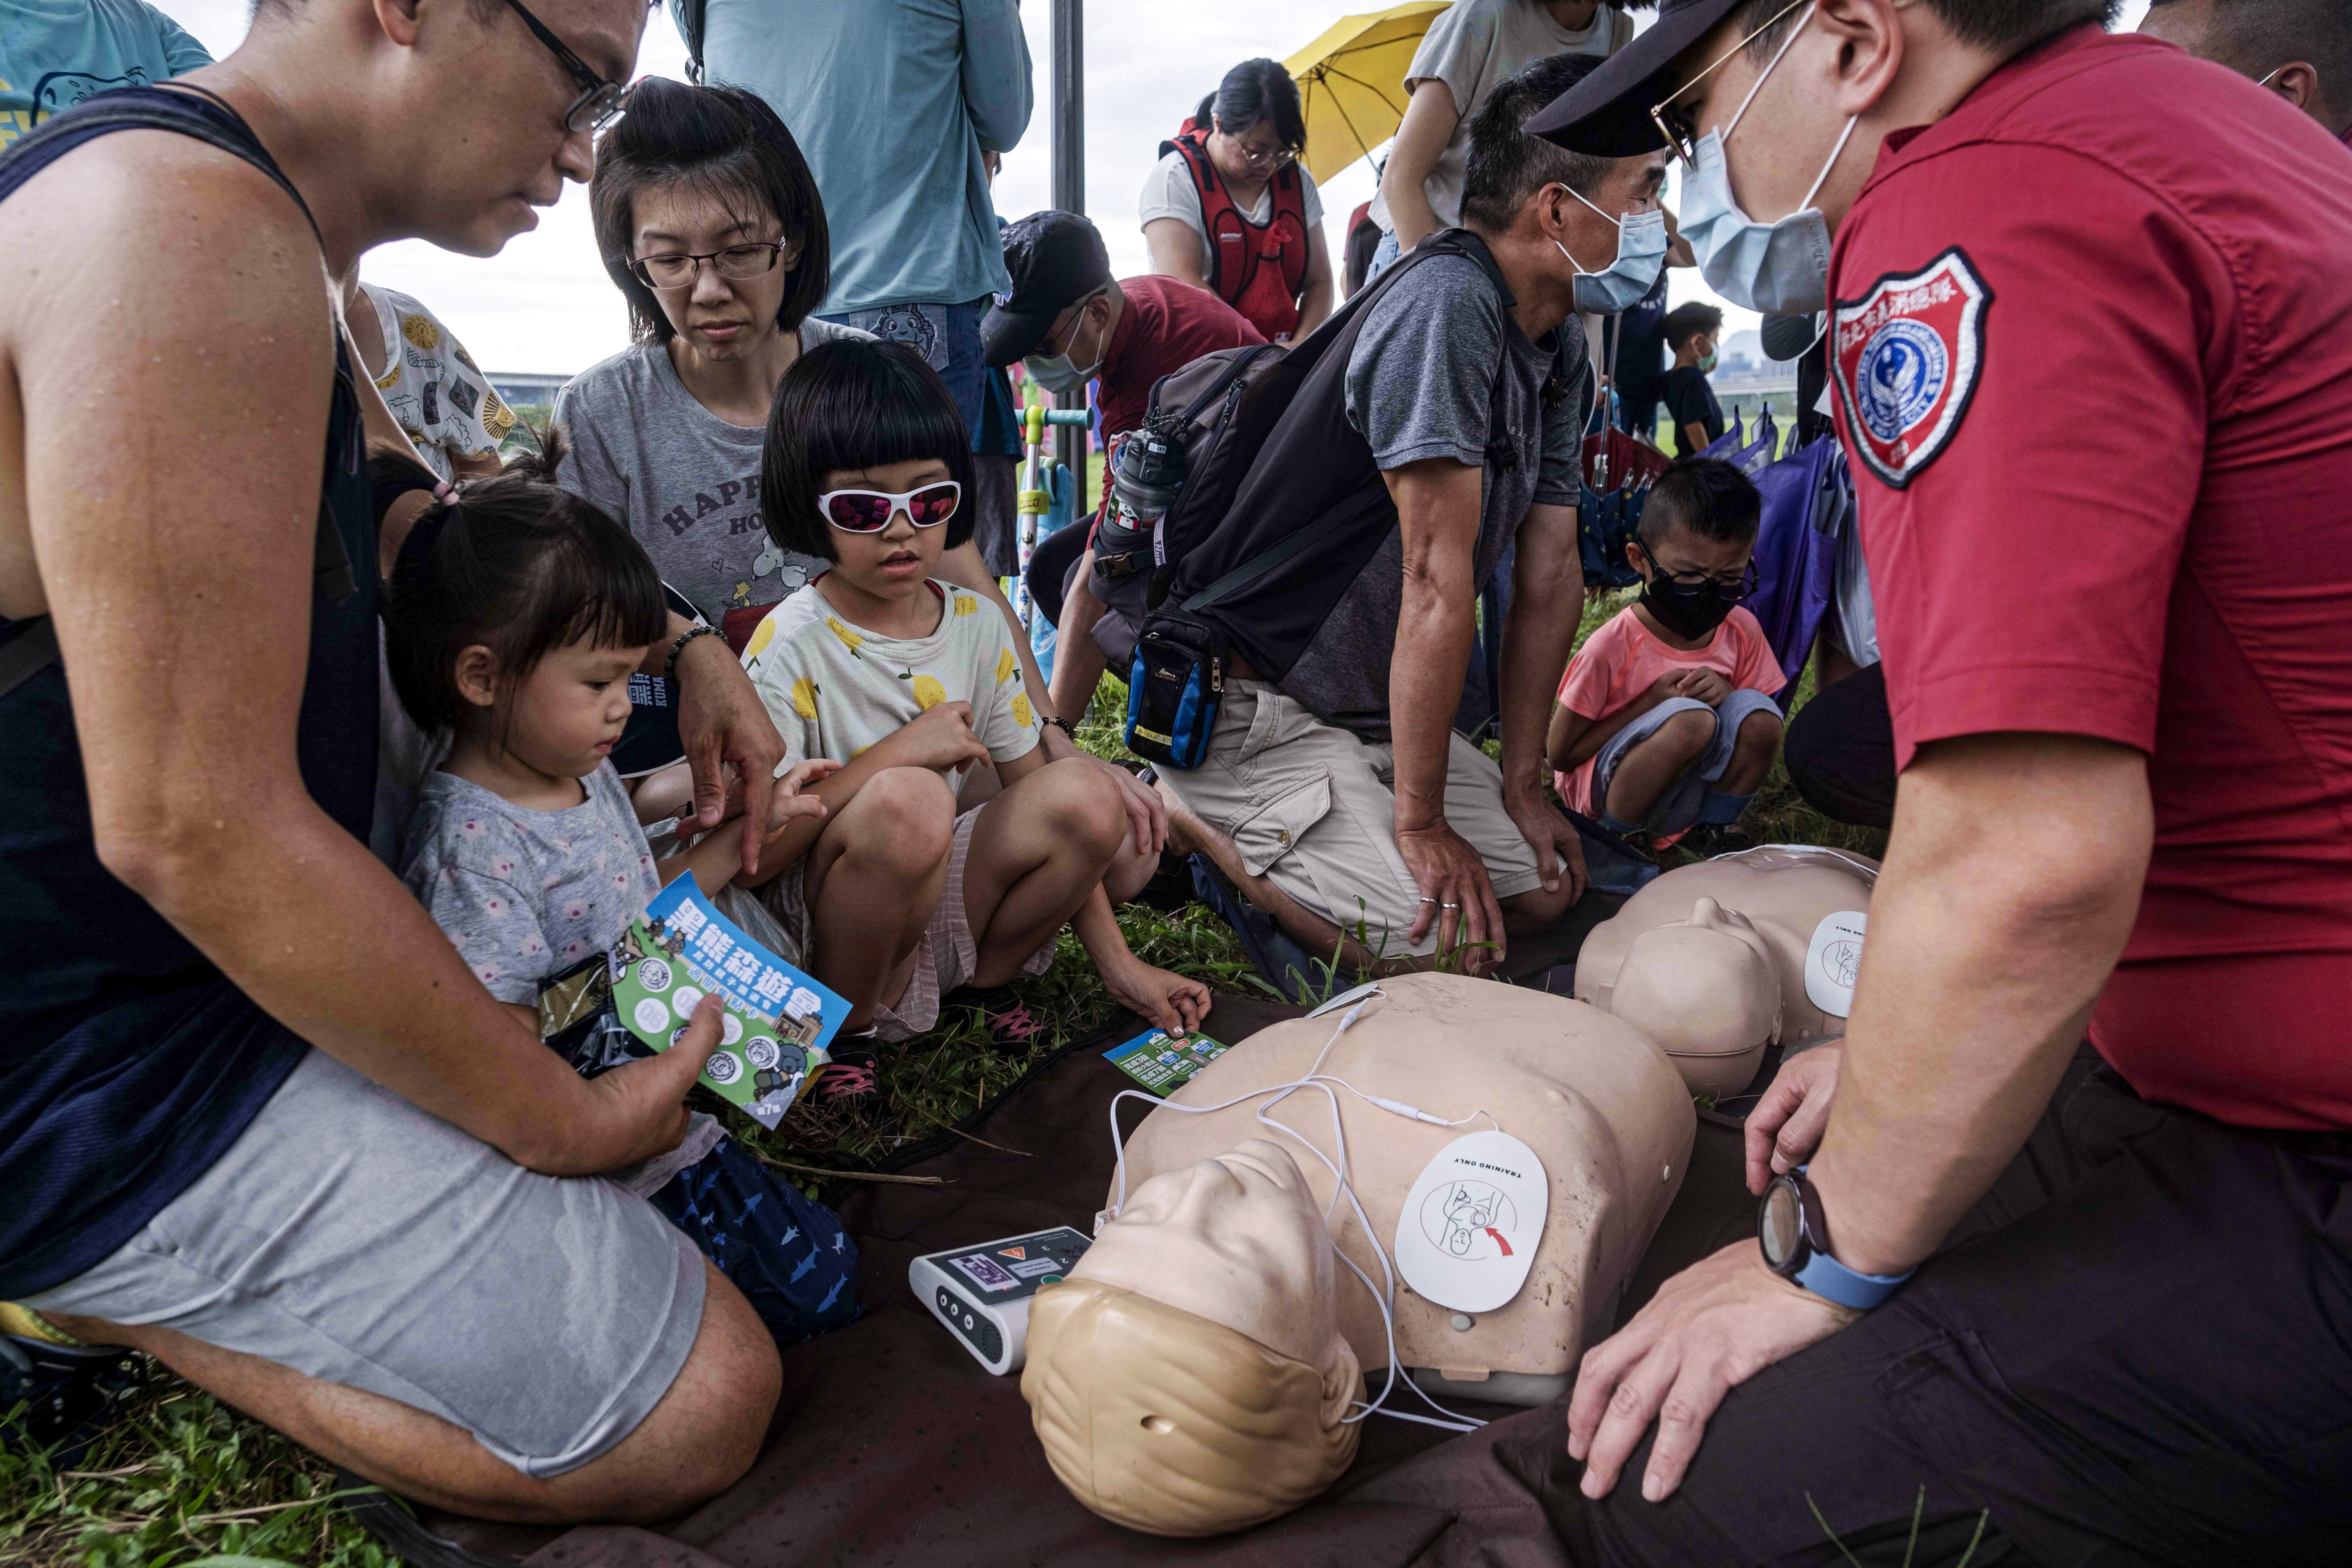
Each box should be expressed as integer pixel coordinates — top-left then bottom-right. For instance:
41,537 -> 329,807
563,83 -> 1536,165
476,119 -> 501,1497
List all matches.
761,804 -> 1057,1042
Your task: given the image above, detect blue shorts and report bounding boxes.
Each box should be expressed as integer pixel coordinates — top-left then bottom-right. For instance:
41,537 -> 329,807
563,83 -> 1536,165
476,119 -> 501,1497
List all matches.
818,298 -> 1023,458
1589,689 -> 1784,836
646,1137 -> 861,1351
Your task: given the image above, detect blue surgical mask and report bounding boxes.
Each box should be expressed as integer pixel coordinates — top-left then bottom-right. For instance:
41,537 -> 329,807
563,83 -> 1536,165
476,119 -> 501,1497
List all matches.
1023,299 -> 1107,393
1559,191 -> 1667,316
1674,3 -> 1857,316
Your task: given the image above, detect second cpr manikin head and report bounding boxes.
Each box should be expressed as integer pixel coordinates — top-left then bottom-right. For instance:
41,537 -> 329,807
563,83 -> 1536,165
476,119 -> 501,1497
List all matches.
1609,897 -> 1783,1097
1578,845 -> 1878,1094
1022,1141 -> 1361,1537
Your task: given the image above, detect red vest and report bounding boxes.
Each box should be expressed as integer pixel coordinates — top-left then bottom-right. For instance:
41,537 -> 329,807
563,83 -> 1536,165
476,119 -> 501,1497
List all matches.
1162,121 -> 1309,341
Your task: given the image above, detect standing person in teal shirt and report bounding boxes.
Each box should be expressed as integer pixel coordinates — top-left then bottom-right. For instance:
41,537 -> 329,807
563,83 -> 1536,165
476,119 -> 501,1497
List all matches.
0,0 -> 211,151
684,0 -> 1031,561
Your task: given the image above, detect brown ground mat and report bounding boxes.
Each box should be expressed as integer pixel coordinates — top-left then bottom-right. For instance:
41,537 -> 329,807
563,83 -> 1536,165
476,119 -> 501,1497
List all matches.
352,991 -> 1756,1568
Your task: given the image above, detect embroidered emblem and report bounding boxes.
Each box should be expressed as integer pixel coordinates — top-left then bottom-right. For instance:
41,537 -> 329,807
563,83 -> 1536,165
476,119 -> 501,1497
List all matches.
1832,248 -> 1992,489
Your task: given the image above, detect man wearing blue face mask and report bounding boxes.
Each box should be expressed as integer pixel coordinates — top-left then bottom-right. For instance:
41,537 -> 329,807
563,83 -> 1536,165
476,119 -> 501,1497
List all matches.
1089,53 -> 1667,983
1531,1 -> 2352,1562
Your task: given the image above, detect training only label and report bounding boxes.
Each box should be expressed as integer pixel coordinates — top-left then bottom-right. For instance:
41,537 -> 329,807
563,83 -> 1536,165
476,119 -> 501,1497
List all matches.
1393,1130 -> 1548,1314
1805,910 -> 1868,1019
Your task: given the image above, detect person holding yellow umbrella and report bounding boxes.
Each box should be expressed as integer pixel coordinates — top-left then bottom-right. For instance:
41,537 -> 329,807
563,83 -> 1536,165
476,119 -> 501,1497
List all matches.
1366,1 -> 1635,279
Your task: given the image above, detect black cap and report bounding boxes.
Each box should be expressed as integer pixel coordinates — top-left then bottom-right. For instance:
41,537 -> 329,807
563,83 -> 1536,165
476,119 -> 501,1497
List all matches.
1525,0 -> 1744,157
983,210 -> 1114,367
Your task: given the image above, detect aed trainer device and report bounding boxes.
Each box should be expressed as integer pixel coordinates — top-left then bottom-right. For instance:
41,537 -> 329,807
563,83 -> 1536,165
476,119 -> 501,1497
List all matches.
908,1226 -> 1093,1375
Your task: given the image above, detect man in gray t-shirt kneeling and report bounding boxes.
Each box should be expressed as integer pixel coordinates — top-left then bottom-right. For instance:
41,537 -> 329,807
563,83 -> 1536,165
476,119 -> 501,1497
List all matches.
1155,59 -> 1669,976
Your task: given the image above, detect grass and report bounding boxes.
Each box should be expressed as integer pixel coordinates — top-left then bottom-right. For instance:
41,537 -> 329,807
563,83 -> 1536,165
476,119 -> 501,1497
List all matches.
0,1373 -> 390,1568
3,589 -> 1877,1565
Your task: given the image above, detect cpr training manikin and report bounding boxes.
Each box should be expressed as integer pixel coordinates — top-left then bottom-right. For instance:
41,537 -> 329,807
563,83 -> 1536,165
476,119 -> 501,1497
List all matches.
1576,845 -> 1877,1096
1021,974 -> 1695,1536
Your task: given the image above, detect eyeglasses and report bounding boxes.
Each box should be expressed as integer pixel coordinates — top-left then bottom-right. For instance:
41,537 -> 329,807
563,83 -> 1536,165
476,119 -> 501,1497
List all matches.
630,242 -> 786,291
1649,0 -> 1814,166
1649,561 -> 1758,601
1232,138 -> 1297,170
817,482 -> 963,533
498,0 -> 629,135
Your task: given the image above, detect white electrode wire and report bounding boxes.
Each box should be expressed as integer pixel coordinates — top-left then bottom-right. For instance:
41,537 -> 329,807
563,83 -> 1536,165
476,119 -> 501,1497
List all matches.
1750,842 -> 1881,881
1100,992 -> 1488,1434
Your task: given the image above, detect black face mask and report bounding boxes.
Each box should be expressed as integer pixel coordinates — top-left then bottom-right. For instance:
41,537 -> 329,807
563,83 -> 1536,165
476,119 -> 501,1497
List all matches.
1640,569 -> 1749,641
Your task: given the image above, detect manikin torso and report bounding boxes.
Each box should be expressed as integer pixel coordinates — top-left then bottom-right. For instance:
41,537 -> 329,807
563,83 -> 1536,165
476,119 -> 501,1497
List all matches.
1109,974 -> 1694,1396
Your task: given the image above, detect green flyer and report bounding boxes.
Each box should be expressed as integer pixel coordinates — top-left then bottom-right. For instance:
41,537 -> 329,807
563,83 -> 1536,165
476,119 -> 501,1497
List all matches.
611,879 -> 849,1128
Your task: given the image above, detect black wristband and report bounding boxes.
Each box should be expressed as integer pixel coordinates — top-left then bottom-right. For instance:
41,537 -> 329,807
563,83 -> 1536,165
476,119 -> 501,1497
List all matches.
1046,716 -> 1079,740
664,623 -> 722,680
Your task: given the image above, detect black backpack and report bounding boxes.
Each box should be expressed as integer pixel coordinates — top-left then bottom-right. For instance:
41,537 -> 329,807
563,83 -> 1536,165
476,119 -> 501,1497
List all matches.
1123,230 -> 1566,767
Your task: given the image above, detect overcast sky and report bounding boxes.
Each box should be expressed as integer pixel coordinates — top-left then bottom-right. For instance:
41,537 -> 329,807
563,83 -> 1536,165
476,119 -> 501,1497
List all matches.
154,0 -> 2151,376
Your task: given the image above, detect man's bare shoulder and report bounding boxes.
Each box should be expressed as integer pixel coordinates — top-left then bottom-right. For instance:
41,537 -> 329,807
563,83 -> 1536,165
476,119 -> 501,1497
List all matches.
0,126 -> 329,345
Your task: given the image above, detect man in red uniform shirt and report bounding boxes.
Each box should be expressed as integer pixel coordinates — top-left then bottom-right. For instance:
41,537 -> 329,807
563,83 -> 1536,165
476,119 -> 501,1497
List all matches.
1532,1 -> 2352,1561
981,210 -> 1264,722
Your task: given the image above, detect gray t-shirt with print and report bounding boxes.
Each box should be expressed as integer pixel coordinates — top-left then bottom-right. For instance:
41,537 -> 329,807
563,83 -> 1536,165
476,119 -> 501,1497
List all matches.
552,319 -> 873,628
399,762 -> 662,1005
1277,250 -> 1589,737
398,764 -> 722,1198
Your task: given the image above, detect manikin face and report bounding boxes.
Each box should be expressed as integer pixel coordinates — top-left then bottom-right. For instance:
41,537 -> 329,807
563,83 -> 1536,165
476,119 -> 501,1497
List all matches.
394,0 -> 646,257
1028,1138 -> 1369,1537
1085,1140 -> 1345,1370
1613,897 -> 1783,1057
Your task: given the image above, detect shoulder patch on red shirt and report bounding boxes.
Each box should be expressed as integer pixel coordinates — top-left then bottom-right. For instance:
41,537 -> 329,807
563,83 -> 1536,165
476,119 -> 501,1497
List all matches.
1832,247 -> 1993,489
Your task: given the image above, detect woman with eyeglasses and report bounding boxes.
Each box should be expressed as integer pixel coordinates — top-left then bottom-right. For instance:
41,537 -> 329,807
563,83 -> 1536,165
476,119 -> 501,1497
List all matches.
553,78 -> 870,642
1140,58 -> 1334,342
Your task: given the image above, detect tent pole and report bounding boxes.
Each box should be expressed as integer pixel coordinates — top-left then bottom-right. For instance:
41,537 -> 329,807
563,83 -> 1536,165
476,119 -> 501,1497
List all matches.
1050,0 -> 1087,516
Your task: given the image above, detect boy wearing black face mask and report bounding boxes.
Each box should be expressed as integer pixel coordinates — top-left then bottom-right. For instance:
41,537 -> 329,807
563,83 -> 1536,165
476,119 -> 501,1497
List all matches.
1546,457 -> 1783,852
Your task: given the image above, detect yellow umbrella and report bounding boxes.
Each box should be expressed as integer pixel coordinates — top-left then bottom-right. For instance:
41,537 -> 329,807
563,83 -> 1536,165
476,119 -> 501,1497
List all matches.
1282,2 -> 1451,185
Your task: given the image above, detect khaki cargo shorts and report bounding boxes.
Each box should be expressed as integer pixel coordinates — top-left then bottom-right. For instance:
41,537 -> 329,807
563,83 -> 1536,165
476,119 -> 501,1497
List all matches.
1154,681 -> 1546,961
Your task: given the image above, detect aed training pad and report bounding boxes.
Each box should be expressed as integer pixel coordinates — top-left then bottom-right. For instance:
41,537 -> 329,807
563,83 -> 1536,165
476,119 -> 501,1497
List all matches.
909,1226 -> 1093,1376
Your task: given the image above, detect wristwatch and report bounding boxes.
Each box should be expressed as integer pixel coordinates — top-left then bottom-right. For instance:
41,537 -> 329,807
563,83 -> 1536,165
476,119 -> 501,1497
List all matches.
1757,1166 -> 1913,1310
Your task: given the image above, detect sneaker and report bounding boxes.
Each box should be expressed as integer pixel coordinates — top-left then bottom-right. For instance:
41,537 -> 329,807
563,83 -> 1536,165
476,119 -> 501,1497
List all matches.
812,1035 -> 884,1114
0,1306 -> 142,1470
1679,821 -> 1756,859
954,985 -> 1048,1054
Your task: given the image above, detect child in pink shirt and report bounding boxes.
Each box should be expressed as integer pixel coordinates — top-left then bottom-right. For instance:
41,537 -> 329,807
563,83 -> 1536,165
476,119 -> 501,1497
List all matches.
1548,459 -> 1786,854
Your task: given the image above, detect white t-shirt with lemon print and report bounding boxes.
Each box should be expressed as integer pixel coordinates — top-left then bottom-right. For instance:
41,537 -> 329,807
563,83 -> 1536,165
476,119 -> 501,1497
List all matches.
742,578 -> 1042,799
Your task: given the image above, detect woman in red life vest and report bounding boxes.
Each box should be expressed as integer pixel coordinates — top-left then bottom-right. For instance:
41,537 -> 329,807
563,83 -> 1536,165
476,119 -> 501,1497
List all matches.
1140,59 -> 1335,342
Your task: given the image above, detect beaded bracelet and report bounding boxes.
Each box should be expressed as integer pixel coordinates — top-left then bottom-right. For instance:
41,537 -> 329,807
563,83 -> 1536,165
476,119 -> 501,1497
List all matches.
664,623 -> 723,680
